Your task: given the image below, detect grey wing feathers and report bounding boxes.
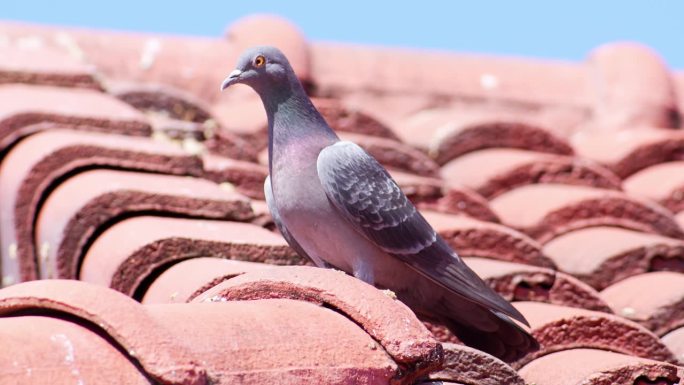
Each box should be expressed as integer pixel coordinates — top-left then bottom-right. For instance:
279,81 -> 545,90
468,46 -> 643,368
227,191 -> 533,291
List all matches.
317,141 -> 527,325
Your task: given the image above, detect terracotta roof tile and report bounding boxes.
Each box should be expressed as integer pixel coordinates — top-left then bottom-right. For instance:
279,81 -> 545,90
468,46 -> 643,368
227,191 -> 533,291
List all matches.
314,98 -> 400,141
0,279 -> 420,384
109,81 -> 214,123
192,265 -> 443,383
0,279 -> 206,385
34,169 -> 252,281
142,258 -> 272,304
661,327 -> 684,364
624,161 -> 684,214
200,153 -> 268,199
489,184 -> 684,243
80,216 -> 304,297
543,227 -> 684,290
600,272 -> 684,336
512,301 -> 678,368
427,343 -> 525,385
428,119 -> 574,165
0,45 -> 101,90
340,132 -> 440,177
0,315 -> 151,384
587,42 -> 678,129
464,257 -> 611,312
389,171 -> 499,222
0,84 -> 151,152
518,349 -> 682,385
0,129 -> 205,285
572,129 -> 684,178
440,148 -> 622,199
0,20 -> 231,101
421,211 -> 553,267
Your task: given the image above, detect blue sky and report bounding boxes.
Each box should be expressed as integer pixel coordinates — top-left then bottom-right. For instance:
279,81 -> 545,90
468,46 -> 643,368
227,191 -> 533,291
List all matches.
4,1 -> 683,68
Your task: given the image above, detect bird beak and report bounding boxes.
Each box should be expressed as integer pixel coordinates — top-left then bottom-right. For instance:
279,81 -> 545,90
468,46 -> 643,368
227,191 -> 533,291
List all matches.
220,69 -> 243,91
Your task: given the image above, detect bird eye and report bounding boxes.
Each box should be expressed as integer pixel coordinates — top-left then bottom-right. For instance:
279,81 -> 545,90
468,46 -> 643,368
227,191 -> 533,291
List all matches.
254,55 -> 266,68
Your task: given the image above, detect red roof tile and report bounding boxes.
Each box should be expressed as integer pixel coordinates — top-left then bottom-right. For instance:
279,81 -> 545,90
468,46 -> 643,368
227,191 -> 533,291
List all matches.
440,148 -> 621,199
422,212 -> 554,267
340,132 -> 441,177
35,169 -> 252,281
489,184 -> 684,243
572,129 -> 684,178
661,327 -> 684,364
587,42 -> 678,129
428,120 -> 574,166
624,161 -> 684,214
0,129 -> 203,284
428,343 -> 525,385
142,258 -> 272,304
0,279 -> 421,384
600,272 -> 684,336
80,216 -> 303,297
464,257 -> 611,312
513,301 -> 678,368
314,98 -> 401,141
544,227 -> 684,290
0,84 -> 150,151
192,265 -> 443,383
0,45 -> 101,90
200,153 -> 268,199
389,171 -> 500,222
518,349 -> 682,385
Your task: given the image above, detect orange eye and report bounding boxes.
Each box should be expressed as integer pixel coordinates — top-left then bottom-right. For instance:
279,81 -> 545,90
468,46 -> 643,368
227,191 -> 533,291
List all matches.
254,55 -> 265,67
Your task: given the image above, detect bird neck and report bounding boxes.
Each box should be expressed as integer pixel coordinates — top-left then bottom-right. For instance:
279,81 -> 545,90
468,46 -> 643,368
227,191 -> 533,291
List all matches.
260,80 -> 338,173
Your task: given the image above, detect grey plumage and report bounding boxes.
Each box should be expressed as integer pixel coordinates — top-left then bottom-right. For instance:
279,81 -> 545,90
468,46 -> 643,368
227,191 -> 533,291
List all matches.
222,46 -> 538,361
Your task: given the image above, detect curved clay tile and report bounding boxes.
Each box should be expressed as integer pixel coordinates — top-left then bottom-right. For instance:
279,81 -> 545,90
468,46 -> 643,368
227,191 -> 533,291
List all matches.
427,343 -> 524,385
430,120 -> 573,165
200,154 -> 268,199
518,348 -> 682,385
440,148 -> 621,199
624,161 -> 684,214
389,171 -> 499,222
544,227 -> 684,290
0,315 -> 152,384
314,98 -> 401,141
588,42 -> 678,129
661,327 -> 684,364
0,279 -> 207,385
80,217 -> 305,298
192,265 -> 443,384
511,301 -> 678,369
490,184 -> 684,243
0,45 -> 102,90
421,212 -> 553,268
463,257 -> 611,312
34,169 -> 253,281
572,129 -> 684,178
600,272 -> 684,336
0,129 -> 203,284
142,258 -> 272,304
340,132 -> 441,177
110,82 -> 214,123
0,279 -> 420,385
0,84 -> 150,152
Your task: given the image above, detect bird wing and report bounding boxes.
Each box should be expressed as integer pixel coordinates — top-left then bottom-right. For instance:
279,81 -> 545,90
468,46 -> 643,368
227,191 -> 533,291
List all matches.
317,141 -> 527,325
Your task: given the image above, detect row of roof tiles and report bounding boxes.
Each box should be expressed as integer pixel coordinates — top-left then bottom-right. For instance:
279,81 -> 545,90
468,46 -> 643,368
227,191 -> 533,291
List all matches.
0,14 -> 683,385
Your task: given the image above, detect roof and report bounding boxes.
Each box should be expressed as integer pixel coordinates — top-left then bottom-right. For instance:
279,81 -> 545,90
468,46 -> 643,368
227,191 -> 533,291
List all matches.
0,13 -> 683,385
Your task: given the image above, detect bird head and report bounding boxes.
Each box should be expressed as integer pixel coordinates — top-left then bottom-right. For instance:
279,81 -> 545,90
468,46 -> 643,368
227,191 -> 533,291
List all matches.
220,46 -> 293,92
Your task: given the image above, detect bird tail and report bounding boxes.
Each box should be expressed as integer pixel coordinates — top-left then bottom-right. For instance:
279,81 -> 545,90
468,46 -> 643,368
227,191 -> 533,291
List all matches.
436,295 -> 539,362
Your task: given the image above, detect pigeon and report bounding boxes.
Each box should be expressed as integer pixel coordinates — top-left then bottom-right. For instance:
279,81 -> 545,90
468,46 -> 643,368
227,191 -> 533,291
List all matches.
221,46 -> 538,361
